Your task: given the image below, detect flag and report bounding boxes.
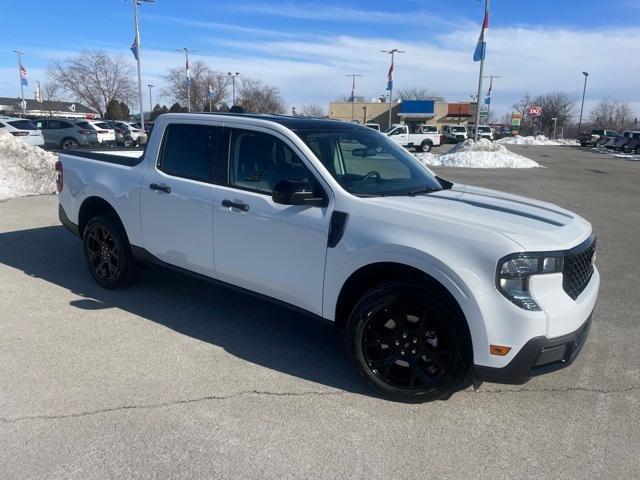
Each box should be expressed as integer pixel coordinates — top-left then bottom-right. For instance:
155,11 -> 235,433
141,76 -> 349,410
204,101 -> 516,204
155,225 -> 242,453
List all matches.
208,79 -> 213,98
20,64 -> 28,87
473,10 -> 489,62
130,38 -> 139,61
186,57 -> 192,86
484,78 -> 492,105
386,59 -> 394,91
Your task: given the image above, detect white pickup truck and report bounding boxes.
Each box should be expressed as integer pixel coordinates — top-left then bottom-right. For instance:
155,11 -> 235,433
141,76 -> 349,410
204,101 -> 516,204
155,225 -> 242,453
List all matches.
57,113 -> 599,402
386,124 -> 441,152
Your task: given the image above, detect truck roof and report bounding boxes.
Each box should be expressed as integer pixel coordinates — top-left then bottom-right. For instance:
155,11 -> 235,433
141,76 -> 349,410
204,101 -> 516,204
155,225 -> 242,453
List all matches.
161,112 -> 367,131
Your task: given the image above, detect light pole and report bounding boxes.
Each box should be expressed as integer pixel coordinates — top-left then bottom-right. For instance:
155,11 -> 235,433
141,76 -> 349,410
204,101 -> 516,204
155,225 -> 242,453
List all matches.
130,0 -> 153,140
346,74 -> 363,121
362,105 -> 367,124
13,50 -> 26,115
176,48 -> 198,112
147,84 -> 154,113
578,71 -> 589,134
381,49 -> 405,130
227,72 -> 240,105
473,0 -> 490,140
482,74 -> 501,124
552,117 -> 558,139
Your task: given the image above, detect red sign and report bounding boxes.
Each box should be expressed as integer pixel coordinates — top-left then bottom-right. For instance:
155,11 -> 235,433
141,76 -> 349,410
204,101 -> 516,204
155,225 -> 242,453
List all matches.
85,114 -> 95,120
527,106 -> 542,117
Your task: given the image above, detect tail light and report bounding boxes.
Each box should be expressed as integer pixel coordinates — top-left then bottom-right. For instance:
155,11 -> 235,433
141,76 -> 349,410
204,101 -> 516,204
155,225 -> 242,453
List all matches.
11,131 -> 29,137
78,129 -> 92,135
55,161 -> 63,193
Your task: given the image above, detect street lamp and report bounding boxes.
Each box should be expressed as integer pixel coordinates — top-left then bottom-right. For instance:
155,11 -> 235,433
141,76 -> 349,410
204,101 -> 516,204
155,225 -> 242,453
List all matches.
147,84 -> 154,113
578,71 -> 589,134
227,72 -> 240,105
130,0 -> 154,142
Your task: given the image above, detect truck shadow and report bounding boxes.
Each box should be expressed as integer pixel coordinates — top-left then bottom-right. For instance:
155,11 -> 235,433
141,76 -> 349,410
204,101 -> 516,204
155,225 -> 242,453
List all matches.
0,225 -> 373,397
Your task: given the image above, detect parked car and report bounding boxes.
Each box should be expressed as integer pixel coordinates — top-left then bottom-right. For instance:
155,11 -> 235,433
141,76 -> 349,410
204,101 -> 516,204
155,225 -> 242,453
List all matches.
442,125 -> 468,143
468,125 -> 494,141
0,116 -> 44,147
113,121 -> 143,144
33,117 -> 99,149
85,121 -> 117,145
615,131 -> 640,154
57,113 -> 599,402
364,123 -> 380,131
385,123 -> 441,152
577,129 -> 619,147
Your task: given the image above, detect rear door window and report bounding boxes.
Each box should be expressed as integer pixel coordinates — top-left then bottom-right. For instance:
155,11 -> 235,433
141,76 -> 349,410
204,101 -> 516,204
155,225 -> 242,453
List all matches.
158,123 -> 221,182
8,120 -> 37,130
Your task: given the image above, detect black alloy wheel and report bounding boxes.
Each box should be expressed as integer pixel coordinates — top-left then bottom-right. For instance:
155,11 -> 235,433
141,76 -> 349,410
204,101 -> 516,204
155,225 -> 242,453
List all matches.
346,282 -> 470,402
85,225 -> 120,282
62,138 -> 79,149
83,213 -> 137,289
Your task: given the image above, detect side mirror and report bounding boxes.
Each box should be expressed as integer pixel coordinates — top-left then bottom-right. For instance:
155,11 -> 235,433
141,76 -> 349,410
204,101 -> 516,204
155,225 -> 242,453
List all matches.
272,179 -> 326,207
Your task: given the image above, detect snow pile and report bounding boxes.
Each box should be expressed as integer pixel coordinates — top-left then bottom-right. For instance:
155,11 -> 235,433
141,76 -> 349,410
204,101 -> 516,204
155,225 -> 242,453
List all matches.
0,132 -> 57,200
496,135 -> 579,146
414,138 -> 540,168
613,153 -> 640,161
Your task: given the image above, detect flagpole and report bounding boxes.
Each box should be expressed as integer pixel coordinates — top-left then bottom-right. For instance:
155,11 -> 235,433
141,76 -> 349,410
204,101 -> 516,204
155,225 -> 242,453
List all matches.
483,75 -> 500,124
209,78 -> 212,112
473,0 -> 489,141
346,74 -> 363,122
381,49 -> 405,130
14,50 -> 25,116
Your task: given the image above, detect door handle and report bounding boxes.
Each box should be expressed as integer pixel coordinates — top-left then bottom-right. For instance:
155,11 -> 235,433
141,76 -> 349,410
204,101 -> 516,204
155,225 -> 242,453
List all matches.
149,183 -> 171,194
222,199 -> 249,212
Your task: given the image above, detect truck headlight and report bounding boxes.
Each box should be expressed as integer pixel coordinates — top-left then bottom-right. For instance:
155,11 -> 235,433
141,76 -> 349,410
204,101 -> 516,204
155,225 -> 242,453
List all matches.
496,254 -> 564,310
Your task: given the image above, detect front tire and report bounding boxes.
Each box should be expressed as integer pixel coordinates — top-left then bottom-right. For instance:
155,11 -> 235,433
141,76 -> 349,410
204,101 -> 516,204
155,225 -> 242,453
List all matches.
83,213 -> 137,289
345,282 -> 471,403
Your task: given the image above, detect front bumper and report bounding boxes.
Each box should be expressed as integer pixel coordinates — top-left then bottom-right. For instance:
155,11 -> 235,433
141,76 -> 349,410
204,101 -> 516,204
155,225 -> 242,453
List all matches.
474,313 -> 592,384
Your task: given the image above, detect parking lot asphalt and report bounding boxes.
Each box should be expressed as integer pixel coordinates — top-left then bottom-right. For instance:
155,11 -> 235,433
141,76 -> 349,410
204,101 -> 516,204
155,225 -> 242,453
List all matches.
1,145 -> 638,479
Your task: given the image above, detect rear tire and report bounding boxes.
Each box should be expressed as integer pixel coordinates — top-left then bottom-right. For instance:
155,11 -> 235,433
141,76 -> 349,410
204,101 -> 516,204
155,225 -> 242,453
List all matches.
345,281 -> 471,403
419,140 -> 433,153
61,138 -> 79,149
83,213 -> 138,289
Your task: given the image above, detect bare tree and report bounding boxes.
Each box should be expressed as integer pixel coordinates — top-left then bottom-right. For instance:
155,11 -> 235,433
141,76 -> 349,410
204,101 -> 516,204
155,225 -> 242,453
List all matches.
397,87 -> 443,102
532,92 -> 576,135
511,92 -> 533,117
300,104 -> 326,117
237,78 -> 285,114
40,81 -> 64,116
590,98 -> 635,130
162,60 -> 229,112
48,51 -> 136,118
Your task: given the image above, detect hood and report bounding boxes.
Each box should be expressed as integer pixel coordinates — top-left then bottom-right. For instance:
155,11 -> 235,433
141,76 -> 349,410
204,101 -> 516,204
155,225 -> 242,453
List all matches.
375,184 -> 592,251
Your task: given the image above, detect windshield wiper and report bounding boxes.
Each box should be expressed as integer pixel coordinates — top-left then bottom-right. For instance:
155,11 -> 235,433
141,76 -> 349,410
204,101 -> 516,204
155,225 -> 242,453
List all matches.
405,187 -> 439,197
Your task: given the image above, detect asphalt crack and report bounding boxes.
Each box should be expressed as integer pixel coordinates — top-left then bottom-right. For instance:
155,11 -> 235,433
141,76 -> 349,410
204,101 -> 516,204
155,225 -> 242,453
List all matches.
1,385 -> 638,425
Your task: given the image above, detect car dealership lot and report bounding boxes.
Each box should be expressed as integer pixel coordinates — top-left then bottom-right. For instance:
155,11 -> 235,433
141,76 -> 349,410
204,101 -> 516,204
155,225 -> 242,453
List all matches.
0,145 -> 638,479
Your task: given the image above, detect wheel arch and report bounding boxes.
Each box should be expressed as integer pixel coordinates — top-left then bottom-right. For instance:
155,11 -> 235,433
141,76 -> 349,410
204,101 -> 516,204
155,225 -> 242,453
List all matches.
334,261 -> 475,363
78,196 -> 125,238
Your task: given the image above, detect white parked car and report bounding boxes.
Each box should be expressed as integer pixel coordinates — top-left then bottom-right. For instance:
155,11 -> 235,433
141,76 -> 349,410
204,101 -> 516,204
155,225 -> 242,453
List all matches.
443,125 -> 469,143
469,125 -> 494,141
386,123 -> 441,152
57,113 -> 599,402
114,121 -> 143,143
0,116 -> 45,147
364,123 -> 380,131
85,120 -> 116,145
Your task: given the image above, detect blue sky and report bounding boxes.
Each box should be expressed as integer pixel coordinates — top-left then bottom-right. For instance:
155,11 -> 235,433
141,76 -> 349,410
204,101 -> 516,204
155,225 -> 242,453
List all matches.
1,0 -> 639,117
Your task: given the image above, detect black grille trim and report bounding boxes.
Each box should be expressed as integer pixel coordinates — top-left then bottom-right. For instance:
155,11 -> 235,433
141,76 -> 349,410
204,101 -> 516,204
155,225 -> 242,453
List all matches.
562,234 -> 596,300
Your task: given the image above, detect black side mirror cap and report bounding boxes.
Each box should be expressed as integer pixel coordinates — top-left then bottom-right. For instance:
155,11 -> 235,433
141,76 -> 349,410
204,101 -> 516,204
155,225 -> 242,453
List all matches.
272,179 -> 326,207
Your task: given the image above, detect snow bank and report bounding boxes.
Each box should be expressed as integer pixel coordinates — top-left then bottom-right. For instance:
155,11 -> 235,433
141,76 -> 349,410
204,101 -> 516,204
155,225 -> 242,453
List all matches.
496,135 -> 579,146
613,153 -> 640,161
0,132 -> 57,201
414,138 -> 540,168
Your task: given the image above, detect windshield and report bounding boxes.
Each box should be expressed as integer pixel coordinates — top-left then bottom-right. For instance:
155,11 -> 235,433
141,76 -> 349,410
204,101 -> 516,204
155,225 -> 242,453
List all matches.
477,127 -> 491,133
296,128 -> 442,197
451,127 -> 466,133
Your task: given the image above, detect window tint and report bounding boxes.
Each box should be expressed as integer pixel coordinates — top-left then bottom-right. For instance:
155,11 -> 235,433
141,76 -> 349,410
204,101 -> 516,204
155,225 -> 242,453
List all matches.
159,123 -> 220,182
8,120 -> 37,130
229,130 -> 314,194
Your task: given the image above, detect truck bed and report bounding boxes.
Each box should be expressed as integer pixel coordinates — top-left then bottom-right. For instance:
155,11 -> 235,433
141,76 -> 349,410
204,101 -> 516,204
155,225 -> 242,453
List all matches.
65,148 -> 145,167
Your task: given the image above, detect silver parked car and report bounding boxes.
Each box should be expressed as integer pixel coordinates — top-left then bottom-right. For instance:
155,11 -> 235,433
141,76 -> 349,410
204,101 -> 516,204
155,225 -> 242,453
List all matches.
33,118 -> 99,149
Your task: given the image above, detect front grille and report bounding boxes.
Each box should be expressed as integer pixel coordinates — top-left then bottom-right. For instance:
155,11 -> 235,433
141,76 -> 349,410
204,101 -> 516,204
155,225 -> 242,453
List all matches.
562,236 -> 596,300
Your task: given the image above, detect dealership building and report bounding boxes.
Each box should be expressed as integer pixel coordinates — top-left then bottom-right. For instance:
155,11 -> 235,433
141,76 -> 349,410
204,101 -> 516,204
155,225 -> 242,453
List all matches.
0,97 -> 99,119
328,99 -> 478,132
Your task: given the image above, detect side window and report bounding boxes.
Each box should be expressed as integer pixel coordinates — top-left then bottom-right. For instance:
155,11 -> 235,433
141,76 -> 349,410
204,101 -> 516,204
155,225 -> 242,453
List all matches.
229,130 -> 314,194
158,123 -> 220,182
48,120 -> 62,129
60,121 -> 73,129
